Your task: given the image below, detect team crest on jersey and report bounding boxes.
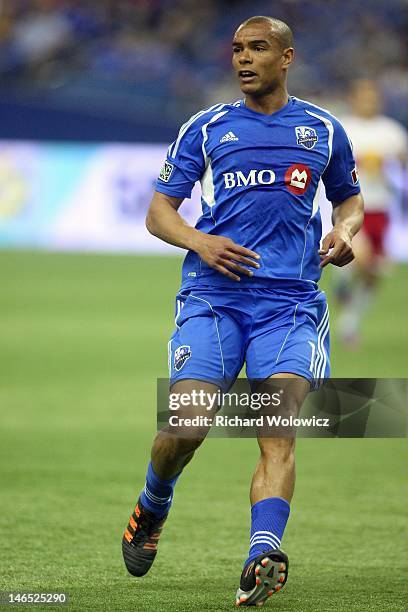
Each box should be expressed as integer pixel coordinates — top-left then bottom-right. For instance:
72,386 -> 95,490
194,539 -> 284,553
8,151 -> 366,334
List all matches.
174,345 -> 191,371
295,126 -> 318,150
159,160 -> 174,182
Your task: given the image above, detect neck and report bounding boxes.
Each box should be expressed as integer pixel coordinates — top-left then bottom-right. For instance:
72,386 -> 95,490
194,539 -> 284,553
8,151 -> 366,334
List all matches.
244,85 -> 289,115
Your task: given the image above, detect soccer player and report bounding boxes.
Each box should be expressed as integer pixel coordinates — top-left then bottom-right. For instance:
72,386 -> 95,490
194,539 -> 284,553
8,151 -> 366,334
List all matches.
335,79 -> 407,345
122,16 -> 364,607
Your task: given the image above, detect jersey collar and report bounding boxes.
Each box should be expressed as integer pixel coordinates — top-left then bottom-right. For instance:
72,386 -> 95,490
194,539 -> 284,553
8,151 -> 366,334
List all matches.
237,96 -> 295,122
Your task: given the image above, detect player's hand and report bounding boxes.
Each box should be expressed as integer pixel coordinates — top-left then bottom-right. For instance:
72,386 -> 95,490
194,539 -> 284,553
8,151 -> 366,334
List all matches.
194,234 -> 261,281
319,227 -> 354,268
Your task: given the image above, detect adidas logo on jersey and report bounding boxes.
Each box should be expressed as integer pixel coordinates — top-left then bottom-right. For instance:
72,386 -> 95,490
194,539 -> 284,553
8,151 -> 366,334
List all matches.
220,131 -> 239,143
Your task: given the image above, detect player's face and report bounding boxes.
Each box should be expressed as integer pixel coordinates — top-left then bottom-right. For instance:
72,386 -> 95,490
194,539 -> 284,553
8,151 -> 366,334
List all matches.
232,23 -> 292,96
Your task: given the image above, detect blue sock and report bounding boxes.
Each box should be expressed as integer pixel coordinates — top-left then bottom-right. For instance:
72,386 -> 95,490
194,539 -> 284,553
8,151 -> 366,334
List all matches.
139,462 -> 181,519
244,497 -> 290,567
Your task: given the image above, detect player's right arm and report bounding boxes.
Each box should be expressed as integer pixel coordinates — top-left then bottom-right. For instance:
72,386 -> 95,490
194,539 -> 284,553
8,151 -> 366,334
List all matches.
146,109 -> 260,281
146,191 -> 260,282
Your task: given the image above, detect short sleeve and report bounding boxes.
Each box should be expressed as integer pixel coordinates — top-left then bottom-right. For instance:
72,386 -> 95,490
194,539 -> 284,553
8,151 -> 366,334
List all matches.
155,115 -> 206,198
322,118 -> 361,204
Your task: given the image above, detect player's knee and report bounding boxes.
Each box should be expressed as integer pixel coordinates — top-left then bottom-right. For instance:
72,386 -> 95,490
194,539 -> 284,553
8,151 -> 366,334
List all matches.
155,429 -> 205,460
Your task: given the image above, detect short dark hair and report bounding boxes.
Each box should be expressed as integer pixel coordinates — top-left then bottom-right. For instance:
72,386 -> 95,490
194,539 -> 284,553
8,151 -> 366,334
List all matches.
238,16 -> 294,50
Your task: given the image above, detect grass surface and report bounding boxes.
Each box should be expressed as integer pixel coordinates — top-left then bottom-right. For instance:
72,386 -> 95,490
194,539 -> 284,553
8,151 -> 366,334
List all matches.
0,251 -> 407,611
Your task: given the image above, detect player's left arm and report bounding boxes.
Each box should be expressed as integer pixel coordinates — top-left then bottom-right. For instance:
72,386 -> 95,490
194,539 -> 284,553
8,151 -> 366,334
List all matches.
319,193 -> 364,268
320,116 -> 364,268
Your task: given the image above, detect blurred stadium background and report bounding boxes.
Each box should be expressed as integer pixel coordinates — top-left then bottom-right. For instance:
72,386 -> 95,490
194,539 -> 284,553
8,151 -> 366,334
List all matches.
1,1 -> 407,610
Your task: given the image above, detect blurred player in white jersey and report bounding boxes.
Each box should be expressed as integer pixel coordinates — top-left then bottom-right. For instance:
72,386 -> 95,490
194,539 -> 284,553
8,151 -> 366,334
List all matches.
336,79 -> 407,345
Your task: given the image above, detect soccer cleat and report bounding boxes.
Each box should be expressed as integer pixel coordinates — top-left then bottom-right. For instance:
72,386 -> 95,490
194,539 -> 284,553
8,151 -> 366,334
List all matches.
235,550 -> 289,607
122,498 -> 167,577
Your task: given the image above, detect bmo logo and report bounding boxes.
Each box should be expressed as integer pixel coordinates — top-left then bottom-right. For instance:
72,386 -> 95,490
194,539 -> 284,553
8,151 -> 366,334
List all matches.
223,169 -> 276,189
285,163 -> 311,195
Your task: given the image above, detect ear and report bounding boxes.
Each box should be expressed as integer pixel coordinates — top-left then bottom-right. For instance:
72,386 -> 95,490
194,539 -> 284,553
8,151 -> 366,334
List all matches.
282,47 -> 294,70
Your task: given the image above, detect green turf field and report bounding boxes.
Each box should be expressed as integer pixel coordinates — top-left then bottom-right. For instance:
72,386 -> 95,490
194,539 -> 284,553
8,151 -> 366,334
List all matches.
1,251 -> 407,611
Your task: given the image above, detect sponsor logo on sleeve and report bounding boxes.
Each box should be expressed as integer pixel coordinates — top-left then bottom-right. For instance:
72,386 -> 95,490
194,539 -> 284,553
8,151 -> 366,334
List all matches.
174,345 -> 191,371
159,160 -> 174,182
285,163 -> 312,195
295,126 -> 318,150
351,166 -> 359,185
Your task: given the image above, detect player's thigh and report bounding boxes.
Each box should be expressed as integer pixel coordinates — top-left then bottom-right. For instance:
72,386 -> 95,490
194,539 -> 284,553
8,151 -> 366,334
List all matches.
246,294 -> 330,387
168,291 -> 246,391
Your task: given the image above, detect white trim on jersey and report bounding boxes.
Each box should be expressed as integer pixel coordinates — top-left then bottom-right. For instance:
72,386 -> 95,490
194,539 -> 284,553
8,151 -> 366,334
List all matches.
201,160 -> 216,221
293,96 -> 334,119
299,181 -> 322,279
200,109 -> 231,223
311,179 -> 322,219
201,110 -> 230,162
305,109 -> 334,170
169,103 -> 225,159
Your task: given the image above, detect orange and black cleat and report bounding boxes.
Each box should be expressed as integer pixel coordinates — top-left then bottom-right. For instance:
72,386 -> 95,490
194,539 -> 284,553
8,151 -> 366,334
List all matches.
235,550 -> 289,607
122,498 -> 167,577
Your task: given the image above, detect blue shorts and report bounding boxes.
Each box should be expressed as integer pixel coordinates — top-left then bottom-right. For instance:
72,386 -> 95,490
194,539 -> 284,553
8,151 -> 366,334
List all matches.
168,283 -> 330,391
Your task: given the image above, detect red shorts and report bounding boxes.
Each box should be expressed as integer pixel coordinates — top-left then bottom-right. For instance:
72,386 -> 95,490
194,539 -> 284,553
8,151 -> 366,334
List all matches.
362,211 -> 389,256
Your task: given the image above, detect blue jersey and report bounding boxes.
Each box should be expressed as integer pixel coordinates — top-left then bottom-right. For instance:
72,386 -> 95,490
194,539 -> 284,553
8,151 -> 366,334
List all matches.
156,96 -> 360,290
